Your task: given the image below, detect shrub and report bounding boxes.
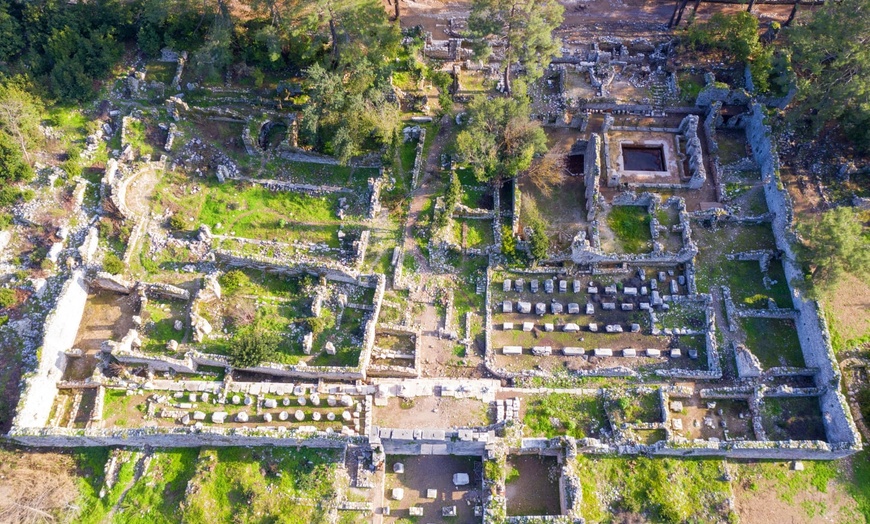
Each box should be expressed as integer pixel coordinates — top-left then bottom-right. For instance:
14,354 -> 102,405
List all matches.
229,324 -> 279,367
168,213 -> 187,231
103,253 -> 124,274
529,220 -> 549,260
219,270 -> 248,294
501,225 -> 516,256
0,288 -> 16,308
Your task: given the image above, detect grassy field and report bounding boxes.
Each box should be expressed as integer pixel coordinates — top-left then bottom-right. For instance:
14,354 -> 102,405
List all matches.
575,455 -> 734,523
740,317 -> 805,368
66,447 -> 351,524
523,393 -> 608,439
605,206 -> 652,254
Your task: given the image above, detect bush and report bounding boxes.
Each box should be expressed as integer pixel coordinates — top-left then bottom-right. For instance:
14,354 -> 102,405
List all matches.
229,324 -> 279,367
219,270 -> 248,294
529,220 -> 549,260
103,252 -> 124,274
0,288 -> 16,309
168,213 -> 187,231
501,225 -> 516,256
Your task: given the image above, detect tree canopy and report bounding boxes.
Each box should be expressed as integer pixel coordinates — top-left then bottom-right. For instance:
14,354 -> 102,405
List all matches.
787,0 -> 870,151
798,206 -> 870,298
230,323 -> 280,367
300,61 -> 400,165
455,95 -> 547,182
467,0 -> 564,94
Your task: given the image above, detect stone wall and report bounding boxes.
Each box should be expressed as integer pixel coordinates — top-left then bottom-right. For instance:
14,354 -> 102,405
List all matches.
12,270 -> 89,428
744,102 -> 861,451
584,134 -> 602,222
8,425 -> 358,448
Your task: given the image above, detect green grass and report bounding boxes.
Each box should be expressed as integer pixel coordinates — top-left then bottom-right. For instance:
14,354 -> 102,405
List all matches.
146,61 -> 177,85
760,396 -> 826,441
523,393 -> 608,439
575,455 -> 734,524
183,447 -> 342,524
157,174 -> 353,241
453,218 -> 494,248
102,389 -> 145,426
606,206 -> 652,254
115,449 -> 200,523
611,390 -> 662,424
141,299 -> 187,353
740,317 -> 804,368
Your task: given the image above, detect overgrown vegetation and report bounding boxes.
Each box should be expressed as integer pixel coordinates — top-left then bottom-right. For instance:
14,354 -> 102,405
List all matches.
523,393 -> 608,439
606,206 -> 651,254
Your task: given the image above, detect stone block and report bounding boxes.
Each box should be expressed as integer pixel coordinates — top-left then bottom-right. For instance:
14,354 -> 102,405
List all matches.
624,287 -> 638,296
586,303 -> 595,314
503,300 -> 513,313
563,323 -> 580,333
530,279 -> 539,293
503,279 -> 512,292
573,280 -> 581,293
593,348 -> 613,357
621,303 -> 634,311
543,323 -> 554,332
622,348 -> 637,357
503,322 -> 514,330
563,347 -> 584,356
645,348 -> 661,357
535,303 -> 546,315
531,346 -> 552,356
522,322 -> 534,332
568,303 -> 580,314
589,323 -> 598,332
503,346 -> 522,355
551,302 -> 563,314
602,302 -> 616,310
588,287 -> 599,294
517,301 -> 532,314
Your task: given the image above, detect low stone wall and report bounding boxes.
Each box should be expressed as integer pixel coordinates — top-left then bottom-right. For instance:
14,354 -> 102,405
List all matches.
12,270 -> 89,428
8,425 -> 358,448
411,128 -> 426,189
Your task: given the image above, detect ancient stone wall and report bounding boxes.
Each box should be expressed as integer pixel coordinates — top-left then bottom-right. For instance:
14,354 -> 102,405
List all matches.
744,102 -> 860,450
12,270 -> 89,428
584,134 -> 602,221
8,425 -> 358,448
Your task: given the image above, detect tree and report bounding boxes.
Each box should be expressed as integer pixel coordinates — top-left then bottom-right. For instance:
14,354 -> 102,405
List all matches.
103,253 -> 124,275
0,82 -> 43,163
529,221 -> 549,260
301,61 -> 399,164
684,12 -> 760,63
467,0 -> 564,94
788,0 -> 870,151
455,95 -> 547,182
798,206 -> 870,297
230,323 -> 279,367
526,155 -> 563,196
0,132 -> 32,184
0,0 -> 24,62
501,225 -> 516,257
